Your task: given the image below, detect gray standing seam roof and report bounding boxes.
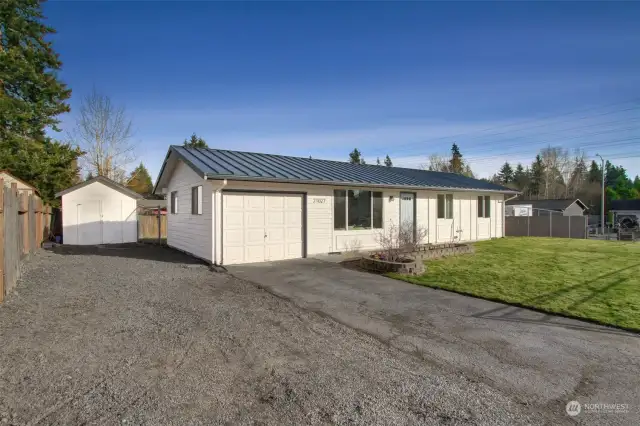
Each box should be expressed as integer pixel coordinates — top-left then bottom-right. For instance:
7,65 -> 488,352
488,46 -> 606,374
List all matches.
162,145 -> 517,193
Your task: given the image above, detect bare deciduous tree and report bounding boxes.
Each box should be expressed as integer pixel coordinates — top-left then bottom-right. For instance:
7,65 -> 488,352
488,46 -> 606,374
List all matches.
424,154 -> 450,172
375,222 -> 428,261
70,89 -> 136,183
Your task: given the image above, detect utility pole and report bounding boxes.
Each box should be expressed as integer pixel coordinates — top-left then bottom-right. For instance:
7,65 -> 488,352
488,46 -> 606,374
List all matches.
596,154 -> 605,235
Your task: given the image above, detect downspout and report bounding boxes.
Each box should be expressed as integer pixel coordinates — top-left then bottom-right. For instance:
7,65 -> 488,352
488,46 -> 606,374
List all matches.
209,178 -> 227,265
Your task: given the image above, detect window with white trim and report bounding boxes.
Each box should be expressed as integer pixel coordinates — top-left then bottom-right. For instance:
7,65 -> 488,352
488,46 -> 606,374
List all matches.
437,194 -> 453,219
191,185 -> 202,215
477,195 -> 491,218
334,189 -> 383,230
170,191 -> 178,214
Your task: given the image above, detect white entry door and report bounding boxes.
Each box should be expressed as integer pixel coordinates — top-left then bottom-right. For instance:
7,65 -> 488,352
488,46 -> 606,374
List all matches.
222,192 -> 304,264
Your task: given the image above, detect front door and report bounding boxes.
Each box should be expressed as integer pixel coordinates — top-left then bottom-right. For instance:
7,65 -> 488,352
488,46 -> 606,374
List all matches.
399,192 -> 415,242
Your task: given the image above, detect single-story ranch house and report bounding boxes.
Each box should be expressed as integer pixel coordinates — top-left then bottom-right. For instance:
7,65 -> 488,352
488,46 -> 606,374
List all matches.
154,146 -> 518,265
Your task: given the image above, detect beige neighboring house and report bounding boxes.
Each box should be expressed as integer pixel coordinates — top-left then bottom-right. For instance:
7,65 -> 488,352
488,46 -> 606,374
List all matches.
0,170 -> 39,195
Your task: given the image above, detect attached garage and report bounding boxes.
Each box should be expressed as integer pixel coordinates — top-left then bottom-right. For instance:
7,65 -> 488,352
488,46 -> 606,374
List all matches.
56,176 -> 142,245
222,192 -> 304,264
153,146 -> 517,265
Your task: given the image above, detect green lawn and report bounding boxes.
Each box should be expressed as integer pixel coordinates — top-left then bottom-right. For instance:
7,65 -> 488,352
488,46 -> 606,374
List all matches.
390,238 -> 640,331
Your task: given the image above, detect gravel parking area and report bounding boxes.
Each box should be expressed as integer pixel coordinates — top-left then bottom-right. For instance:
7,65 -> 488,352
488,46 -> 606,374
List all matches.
0,245 -> 560,425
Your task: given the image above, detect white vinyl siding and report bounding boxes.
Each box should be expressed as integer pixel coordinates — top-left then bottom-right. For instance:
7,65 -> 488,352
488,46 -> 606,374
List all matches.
166,160 -> 212,261
61,181 -> 138,245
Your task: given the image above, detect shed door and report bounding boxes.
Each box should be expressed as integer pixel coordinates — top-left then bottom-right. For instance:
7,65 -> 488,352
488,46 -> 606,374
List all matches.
223,192 -> 304,264
76,201 -> 102,245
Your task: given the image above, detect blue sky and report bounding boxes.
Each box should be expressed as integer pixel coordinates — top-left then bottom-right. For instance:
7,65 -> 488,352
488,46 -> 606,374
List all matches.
44,1 -> 640,181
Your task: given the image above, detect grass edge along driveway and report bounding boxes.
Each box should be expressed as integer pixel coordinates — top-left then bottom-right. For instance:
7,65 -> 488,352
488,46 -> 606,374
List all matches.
390,237 -> 640,331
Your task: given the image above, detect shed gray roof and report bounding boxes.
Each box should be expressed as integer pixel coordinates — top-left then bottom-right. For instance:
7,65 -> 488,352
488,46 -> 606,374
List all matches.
55,176 -> 143,199
154,146 -> 518,193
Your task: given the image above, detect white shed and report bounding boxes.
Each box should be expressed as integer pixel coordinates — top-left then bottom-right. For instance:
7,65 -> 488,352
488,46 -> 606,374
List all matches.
153,146 -> 518,265
55,176 -> 143,245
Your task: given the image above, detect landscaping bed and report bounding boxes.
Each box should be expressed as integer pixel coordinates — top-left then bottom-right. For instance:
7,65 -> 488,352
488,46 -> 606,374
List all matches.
360,242 -> 473,275
389,237 -> 640,331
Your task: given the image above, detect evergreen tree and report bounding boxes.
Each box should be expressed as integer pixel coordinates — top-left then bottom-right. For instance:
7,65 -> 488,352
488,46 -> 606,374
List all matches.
513,163 -> 527,190
0,0 -> 81,206
529,155 -> 545,197
0,0 -> 72,142
86,171 -> 94,181
497,162 -> 514,184
376,157 -> 381,166
634,176 -> 640,192
183,133 -> 208,148
384,155 -> 393,167
126,162 -> 153,195
349,148 -> 365,164
449,143 -> 463,174
588,160 -> 601,183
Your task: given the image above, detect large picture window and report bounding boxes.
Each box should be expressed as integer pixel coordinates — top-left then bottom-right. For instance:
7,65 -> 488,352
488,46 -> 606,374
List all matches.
478,195 -> 491,218
437,194 -> 453,219
334,189 -> 383,230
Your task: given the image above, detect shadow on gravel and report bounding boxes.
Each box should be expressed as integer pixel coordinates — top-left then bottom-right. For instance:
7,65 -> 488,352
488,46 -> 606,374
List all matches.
45,243 -> 205,265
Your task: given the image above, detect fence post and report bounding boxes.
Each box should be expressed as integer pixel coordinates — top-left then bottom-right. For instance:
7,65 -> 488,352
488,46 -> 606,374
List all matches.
569,215 -> 571,238
0,179 -> 4,303
157,205 -> 161,244
527,214 -> 530,237
549,213 -> 552,237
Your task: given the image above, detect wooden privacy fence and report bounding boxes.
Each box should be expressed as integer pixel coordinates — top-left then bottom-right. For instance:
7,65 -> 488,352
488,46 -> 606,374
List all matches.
138,213 -> 167,241
0,180 -> 52,303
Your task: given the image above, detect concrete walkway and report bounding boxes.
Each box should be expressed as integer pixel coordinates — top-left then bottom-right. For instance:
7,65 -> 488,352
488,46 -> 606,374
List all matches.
228,258 -> 640,425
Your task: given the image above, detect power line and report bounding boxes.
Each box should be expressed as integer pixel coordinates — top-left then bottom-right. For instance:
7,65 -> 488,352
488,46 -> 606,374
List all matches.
387,106 -> 640,156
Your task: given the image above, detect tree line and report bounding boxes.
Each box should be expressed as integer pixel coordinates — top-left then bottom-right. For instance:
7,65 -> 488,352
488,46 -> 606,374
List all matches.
491,148 -> 639,214
347,144 -> 639,215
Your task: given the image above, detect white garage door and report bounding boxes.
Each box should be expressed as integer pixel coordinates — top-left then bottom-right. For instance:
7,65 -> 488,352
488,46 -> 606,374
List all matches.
223,192 -> 304,264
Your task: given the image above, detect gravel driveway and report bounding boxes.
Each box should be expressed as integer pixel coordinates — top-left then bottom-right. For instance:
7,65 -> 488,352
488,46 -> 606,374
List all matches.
1,246 -> 566,425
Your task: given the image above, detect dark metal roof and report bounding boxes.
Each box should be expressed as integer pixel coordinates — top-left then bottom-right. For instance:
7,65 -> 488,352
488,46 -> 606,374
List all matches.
55,176 -> 143,199
157,146 -> 518,193
610,199 -> 640,211
506,198 -> 587,211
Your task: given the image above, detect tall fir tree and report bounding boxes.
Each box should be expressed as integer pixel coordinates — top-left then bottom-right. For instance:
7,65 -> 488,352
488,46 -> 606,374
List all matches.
588,160 -> 601,183
0,0 -> 71,142
497,162 -> 514,184
513,163 -> 527,190
126,162 -> 154,195
349,148 -> 365,164
376,157 -> 381,166
529,155 -> 545,197
384,155 -> 393,167
183,133 -> 208,148
0,0 -> 81,206
449,143 -> 463,174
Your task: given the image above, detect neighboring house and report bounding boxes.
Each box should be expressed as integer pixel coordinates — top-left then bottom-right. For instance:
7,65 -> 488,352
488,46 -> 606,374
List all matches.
153,146 -> 517,265
506,199 -> 588,216
55,176 -> 143,245
0,170 -> 38,195
610,199 -> 640,223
